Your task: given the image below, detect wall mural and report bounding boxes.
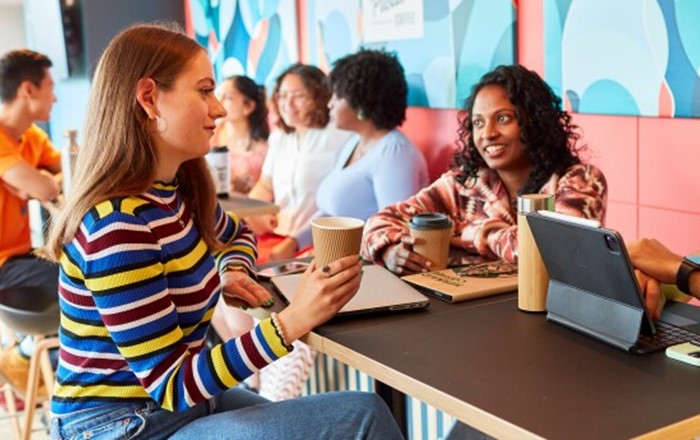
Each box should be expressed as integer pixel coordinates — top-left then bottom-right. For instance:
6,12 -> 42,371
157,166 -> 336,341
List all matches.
544,0 -> 700,118
305,0 -> 516,109
186,0 -> 298,92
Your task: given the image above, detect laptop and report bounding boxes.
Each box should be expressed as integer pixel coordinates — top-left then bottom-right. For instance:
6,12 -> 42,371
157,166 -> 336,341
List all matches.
526,212 -> 700,353
271,265 -> 430,317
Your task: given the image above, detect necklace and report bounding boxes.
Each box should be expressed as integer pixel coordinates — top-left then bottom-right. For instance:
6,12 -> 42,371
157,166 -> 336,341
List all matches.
152,191 -> 185,228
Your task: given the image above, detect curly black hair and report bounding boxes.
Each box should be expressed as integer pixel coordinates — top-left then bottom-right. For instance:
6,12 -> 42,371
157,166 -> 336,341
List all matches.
454,64 -> 583,195
329,49 -> 407,130
271,63 -> 331,133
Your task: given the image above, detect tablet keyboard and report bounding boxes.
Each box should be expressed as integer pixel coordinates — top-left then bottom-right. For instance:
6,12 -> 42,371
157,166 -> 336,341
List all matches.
636,320 -> 700,353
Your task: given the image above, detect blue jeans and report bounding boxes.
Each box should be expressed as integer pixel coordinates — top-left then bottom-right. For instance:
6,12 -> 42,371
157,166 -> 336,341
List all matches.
50,388 -> 403,439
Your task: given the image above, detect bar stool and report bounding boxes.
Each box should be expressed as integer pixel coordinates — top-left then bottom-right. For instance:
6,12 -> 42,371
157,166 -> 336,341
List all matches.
0,286 -> 59,440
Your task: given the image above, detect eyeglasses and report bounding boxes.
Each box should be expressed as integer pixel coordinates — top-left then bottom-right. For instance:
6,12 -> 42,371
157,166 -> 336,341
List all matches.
276,91 -> 310,103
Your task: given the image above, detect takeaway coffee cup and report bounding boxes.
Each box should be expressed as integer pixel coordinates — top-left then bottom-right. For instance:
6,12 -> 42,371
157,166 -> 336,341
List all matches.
409,213 -> 453,270
311,217 -> 365,268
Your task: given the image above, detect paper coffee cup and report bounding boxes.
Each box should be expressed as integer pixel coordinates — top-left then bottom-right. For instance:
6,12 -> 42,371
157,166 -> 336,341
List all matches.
311,217 -> 365,268
409,213 -> 453,270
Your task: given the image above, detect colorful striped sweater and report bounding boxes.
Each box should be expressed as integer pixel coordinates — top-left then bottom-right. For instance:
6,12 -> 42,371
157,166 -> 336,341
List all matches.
52,183 -> 291,415
362,163 -> 608,265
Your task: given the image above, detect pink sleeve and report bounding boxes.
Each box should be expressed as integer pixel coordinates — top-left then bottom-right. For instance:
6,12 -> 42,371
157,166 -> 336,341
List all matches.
361,172 -> 463,263
470,163 -> 608,263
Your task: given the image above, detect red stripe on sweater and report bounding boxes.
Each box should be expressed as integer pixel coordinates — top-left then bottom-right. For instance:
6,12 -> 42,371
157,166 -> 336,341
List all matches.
100,294 -> 173,326
139,346 -> 188,390
61,350 -> 127,371
76,227 -> 155,256
240,332 -> 267,370
182,358 -> 205,403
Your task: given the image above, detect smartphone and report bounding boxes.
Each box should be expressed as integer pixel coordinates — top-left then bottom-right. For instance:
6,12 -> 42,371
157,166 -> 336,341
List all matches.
665,341 -> 700,367
256,261 -> 309,279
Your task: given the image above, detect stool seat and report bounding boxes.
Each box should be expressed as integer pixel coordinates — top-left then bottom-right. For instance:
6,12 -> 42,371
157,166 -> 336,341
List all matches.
0,286 -> 59,335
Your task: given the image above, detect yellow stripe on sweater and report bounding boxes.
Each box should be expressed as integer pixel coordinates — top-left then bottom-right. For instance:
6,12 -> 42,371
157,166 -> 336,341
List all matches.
54,383 -> 149,400
94,200 -> 115,218
210,344 -> 237,388
61,314 -> 110,338
119,327 -> 183,358
60,253 -> 82,279
160,368 -> 180,411
85,262 -> 163,292
164,240 -> 208,274
259,318 -> 293,358
120,197 -> 149,215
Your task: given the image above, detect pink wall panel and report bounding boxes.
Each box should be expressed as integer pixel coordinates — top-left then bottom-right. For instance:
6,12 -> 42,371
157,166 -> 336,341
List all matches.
572,113 -> 638,204
638,117 -> 700,214
605,201 -> 637,241
401,107 -> 460,181
639,207 -> 700,255
516,0 -> 544,74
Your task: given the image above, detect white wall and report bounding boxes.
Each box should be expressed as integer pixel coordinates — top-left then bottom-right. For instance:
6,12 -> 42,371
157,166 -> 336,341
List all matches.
0,6 -> 26,55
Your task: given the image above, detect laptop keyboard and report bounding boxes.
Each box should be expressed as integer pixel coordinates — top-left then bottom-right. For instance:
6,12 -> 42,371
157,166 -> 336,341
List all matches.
636,320 -> 699,353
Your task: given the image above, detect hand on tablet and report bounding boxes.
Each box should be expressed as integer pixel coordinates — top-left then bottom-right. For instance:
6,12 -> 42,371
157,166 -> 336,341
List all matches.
633,268 -> 662,320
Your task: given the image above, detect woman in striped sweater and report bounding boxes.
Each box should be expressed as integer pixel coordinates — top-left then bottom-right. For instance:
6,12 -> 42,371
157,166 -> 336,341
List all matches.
45,23 -> 402,440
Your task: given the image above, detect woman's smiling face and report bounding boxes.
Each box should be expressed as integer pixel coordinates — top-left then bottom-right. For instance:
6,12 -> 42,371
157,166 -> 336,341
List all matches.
471,84 -> 530,173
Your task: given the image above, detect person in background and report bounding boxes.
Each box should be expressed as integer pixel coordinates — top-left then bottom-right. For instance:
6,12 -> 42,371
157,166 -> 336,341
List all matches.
317,48 -> 428,221
210,75 -> 269,194
0,49 -> 61,395
246,63 -> 352,262
45,23 -> 402,440
363,64 -> 608,275
628,238 -> 700,319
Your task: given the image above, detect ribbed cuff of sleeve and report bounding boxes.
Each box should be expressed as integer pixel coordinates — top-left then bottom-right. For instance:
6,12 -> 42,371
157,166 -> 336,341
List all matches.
259,318 -> 294,357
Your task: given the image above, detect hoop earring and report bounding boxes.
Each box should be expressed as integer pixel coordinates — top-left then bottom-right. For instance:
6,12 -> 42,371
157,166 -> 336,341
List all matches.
155,115 -> 168,133
357,110 -> 366,121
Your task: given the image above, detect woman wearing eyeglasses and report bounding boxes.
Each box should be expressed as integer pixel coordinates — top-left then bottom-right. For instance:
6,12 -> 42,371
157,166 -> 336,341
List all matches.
246,64 -> 352,263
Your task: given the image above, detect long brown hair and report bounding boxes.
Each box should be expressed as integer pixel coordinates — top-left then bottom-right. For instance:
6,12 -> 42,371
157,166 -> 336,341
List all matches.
46,23 -> 221,259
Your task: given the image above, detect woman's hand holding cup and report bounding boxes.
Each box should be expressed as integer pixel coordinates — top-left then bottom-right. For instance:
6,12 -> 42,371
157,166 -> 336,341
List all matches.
381,235 -> 433,275
276,255 -> 363,342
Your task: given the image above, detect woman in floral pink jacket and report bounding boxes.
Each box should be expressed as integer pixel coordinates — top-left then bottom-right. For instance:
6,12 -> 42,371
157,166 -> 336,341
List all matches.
362,65 -> 607,274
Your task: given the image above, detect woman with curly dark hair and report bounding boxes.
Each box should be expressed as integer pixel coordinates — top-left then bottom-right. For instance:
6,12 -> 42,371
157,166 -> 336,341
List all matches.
362,64 -> 608,274
247,63 -> 351,262
317,49 -> 428,220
